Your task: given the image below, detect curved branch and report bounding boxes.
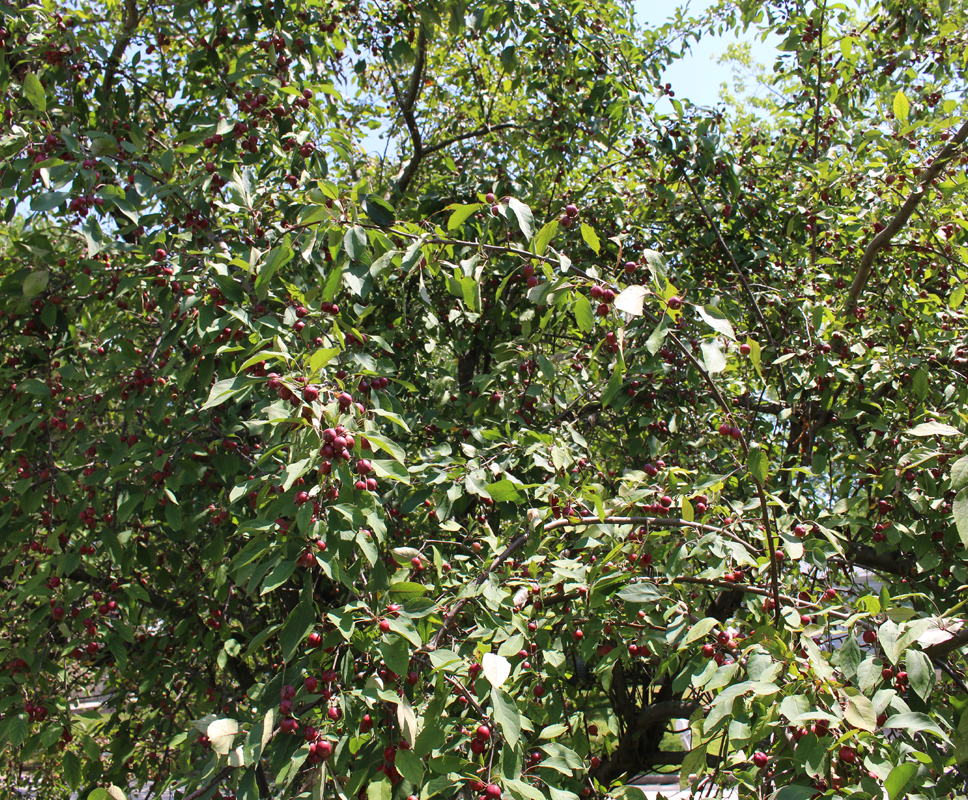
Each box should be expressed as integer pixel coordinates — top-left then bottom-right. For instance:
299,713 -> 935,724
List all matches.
101,0 -> 140,121
844,118 -> 968,312
392,29 -> 429,195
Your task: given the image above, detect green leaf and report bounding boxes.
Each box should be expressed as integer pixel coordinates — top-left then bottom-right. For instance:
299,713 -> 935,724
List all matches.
682,617 -> 720,645
843,688 -> 877,732
362,432 -> 406,463
646,319 -> 668,354
954,488 -> 968,548
680,745 -> 707,789
23,270 -> 49,298
539,724 -> 569,739
388,615 -> 422,647
616,583 -> 660,602
23,73 -> 47,111
906,649 -> 935,700
696,305 -> 737,340
700,340 -> 726,374
255,240 -> 294,298
487,480 -> 526,504
447,203 -> 480,230
371,459 -> 411,484
950,456 -> 968,492
7,713 -> 28,747
837,633 -> 862,680
885,762 -> 918,800
574,295 -> 593,333
507,779 -> 545,800
907,421 -> 962,437
202,377 -> 246,410
343,226 -> 368,262
614,285 -> 647,317
82,216 -> 104,256
580,223 -> 600,255
491,687 -> 522,747
878,619 -> 901,664
31,191 -> 69,213
368,777 -> 392,800
395,748 -> 424,783
539,742 -> 583,775
18,378 -> 49,396
642,249 -> 668,284
362,195 -> 396,227
950,283 -> 965,309
320,264 -> 342,302
63,749 -> 82,789
747,446 -> 769,483
772,788 -> 817,800
882,712 -> 950,743
506,197 -> 534,241
893,91 -> 910,121
600,359 -> 624,408
309,347 -> 341,374
279,601 -> 316,663
534,219 -> 558,255
207,718 -> 240,755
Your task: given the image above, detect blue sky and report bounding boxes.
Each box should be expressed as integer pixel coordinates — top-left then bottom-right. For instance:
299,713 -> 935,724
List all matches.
637,0 -> 780,109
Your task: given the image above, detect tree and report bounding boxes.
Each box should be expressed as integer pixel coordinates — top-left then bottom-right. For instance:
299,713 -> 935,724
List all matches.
1,0 -> 968,798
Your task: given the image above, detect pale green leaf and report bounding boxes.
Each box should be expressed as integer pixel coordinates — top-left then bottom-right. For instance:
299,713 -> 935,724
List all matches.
23,73 -> 47,111
893,91 -> 910,121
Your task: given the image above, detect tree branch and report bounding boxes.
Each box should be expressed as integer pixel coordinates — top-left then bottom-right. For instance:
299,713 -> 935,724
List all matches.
924,627 -> 968,660
422,122 -> 525,156
392,29 -> 429,196
844,119 -> 968,312
101,0 -> 140,121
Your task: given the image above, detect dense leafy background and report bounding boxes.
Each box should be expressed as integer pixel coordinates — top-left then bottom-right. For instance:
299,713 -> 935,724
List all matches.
2,1 -> 968,799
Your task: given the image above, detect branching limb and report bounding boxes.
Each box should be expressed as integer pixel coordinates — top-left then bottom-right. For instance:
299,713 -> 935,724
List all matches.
845,118 -> 968,312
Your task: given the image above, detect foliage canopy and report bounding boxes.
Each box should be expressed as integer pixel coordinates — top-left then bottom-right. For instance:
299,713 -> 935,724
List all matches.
2,1 -> 968,799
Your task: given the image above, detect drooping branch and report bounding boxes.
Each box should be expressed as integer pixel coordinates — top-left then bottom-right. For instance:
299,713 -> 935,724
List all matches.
844,119 -> 968,312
